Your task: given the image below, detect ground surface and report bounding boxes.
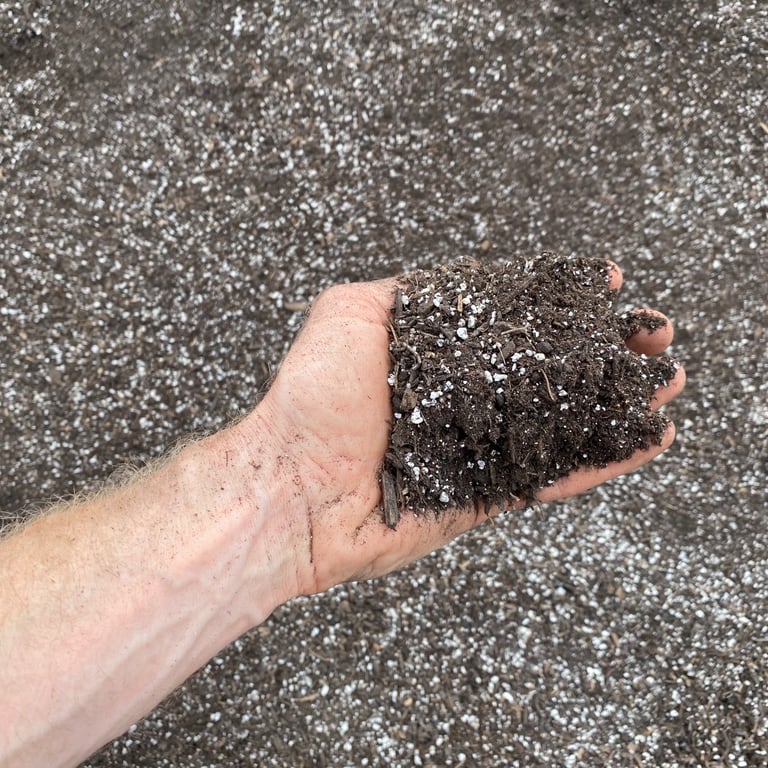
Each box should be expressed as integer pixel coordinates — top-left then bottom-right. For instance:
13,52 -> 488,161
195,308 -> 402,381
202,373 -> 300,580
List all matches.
1,1 -> 767,766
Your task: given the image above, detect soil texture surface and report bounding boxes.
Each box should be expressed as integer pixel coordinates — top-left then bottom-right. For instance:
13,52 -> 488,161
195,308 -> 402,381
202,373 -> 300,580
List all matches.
2,1 -> 767,767
385,255 -> 676,519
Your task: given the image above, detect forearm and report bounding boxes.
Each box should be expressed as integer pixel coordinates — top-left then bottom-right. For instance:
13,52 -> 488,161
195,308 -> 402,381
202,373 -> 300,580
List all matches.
0,410 -> 302,768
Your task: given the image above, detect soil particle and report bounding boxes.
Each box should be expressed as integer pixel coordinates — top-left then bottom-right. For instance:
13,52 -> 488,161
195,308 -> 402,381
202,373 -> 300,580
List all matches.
384,254 -> 677,520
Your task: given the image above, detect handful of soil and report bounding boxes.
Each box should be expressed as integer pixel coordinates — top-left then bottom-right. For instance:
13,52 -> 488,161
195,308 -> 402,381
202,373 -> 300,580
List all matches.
382,253 -> 678,527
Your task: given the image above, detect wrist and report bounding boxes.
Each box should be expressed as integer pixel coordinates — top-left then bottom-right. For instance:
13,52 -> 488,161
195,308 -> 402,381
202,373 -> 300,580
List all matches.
187,403 -> 311,627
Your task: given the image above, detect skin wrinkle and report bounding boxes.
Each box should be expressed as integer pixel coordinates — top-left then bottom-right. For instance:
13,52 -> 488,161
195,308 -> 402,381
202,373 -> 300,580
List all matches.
282,452 -> 319,593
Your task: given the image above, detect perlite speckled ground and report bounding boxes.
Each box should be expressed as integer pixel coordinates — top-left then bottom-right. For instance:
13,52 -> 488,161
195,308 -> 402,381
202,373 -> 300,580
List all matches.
2,1 -> 767,766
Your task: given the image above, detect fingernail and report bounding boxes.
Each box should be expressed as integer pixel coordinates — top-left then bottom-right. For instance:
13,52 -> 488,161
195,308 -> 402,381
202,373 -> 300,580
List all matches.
606,260 -> 622,286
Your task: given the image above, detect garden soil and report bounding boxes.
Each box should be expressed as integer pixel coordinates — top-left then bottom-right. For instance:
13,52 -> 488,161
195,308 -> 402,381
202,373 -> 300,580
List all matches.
385,255 -> 676,521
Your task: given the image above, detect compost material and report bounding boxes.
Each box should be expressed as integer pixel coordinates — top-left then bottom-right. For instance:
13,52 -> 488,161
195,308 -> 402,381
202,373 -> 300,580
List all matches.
383,254 -> 677,523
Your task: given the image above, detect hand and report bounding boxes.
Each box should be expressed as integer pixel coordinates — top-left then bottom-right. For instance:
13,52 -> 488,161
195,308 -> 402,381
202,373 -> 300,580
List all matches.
245,265 -> 685,595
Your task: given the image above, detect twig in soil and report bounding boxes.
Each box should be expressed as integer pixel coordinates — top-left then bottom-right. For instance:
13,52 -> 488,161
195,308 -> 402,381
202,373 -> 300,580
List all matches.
541,369 -> 556,403
403,343 -> 422,367
381,468 -> 400,529
394,287 -> 405,319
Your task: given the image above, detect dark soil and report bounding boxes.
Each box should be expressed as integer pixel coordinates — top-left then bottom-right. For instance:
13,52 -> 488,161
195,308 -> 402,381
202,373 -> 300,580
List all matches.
383,254 -> 677,522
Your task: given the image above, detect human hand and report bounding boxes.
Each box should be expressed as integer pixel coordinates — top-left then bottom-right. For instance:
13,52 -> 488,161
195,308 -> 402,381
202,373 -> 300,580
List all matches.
243,264 -> 685,596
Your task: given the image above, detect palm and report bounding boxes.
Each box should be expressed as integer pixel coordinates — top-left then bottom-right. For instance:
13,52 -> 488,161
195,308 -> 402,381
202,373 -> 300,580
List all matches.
261,281 -> 476,592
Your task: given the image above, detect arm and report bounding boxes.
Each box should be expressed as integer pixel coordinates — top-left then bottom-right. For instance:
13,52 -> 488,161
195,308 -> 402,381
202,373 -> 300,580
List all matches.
0,274 -> 685,767
0,418 -> 303,768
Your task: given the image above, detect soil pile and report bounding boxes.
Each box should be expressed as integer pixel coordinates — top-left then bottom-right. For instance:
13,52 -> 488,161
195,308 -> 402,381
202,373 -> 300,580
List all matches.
383,254 -> 677,524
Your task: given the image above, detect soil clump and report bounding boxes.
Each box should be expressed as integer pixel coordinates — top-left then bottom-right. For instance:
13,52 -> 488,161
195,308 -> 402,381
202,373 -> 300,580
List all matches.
383,254 -> 678,526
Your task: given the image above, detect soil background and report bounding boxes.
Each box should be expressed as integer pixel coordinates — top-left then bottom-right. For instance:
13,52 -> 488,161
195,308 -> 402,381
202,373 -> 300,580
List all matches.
1,2 -> 766,766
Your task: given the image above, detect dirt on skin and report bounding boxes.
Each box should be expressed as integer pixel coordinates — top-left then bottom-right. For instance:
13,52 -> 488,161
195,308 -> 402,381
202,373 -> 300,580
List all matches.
383,254 -> 678,524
